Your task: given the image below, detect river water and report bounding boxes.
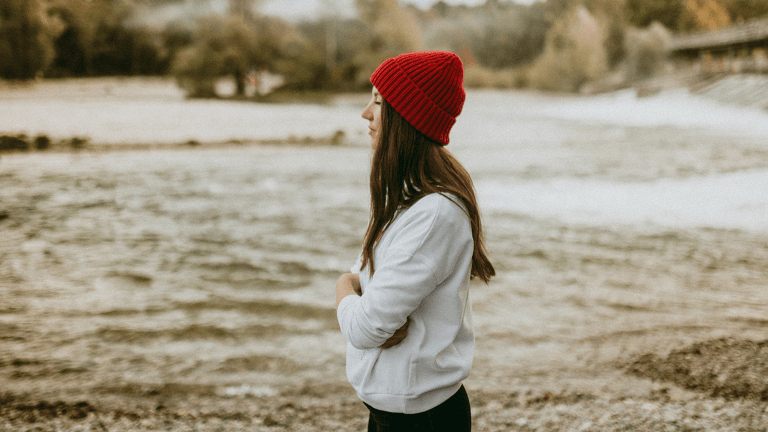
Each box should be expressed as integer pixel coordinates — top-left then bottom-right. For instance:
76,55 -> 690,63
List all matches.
1,79 -> 768,400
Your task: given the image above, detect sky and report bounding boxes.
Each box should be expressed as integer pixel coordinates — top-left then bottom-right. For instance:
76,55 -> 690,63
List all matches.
258,0 -> 538,21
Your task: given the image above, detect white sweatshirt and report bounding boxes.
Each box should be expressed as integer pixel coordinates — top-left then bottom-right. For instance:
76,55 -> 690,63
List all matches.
337,193 -> 475,414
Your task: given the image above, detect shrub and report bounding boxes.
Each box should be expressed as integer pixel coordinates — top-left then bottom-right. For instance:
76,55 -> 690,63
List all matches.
623,22 -> 671,81
528,6 -> 609,92
0,135 -> 30,151
34,134 -> 51,150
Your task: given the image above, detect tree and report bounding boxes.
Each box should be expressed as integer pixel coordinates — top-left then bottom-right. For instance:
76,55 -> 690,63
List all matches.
720,0 -> 768,22
160,20 -> 194,75
172,14 -> 259,97
623,22 -> 671,80
625,0 -> 733,33
464,3 -> 550,69
46,0 -> 165,77
584,0 -> 628,67
528,5 -> 608,92
625,0 -> 686,31
354,0 -> 423,87
679,0 -> 731,31
0,0 -> 54,79
46,5 -> 87,77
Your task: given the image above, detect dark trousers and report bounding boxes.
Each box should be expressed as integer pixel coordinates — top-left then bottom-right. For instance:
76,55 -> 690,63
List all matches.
364,385 -> 471,432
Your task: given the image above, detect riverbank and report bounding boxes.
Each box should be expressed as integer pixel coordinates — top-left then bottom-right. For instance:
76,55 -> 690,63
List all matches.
692,74 -> 768,110
2,79 -> 768,431
2,336 -> 768,432
581,64 -> 768,111
0,130 -> 349,153
3,74 -> 768,155
0,77 -> 368,151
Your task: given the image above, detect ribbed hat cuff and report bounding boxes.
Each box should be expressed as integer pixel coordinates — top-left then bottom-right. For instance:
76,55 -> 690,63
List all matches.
371,58 -> 456,145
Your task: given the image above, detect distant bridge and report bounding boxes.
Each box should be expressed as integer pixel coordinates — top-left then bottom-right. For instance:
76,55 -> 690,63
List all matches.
669,18 -> 768,74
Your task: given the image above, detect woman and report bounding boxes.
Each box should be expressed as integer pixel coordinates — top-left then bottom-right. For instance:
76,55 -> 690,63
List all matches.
336,51 -> 494,431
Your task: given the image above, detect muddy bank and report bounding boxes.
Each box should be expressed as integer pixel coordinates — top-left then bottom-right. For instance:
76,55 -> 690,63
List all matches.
0,130 -> 349,154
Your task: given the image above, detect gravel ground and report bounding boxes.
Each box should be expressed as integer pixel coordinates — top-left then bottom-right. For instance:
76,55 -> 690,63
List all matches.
2,336 -> 768,431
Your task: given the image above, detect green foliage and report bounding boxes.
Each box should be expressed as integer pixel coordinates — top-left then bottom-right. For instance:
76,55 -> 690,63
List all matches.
91,23 -> 162,75
583,0 -> 627,67
45,0 -> 166,77
454,3 -> 550,69
7,0 -> 768,92
529,5 -> 609,92
160,21 -> 194,73
249,15 -> 322,91
623,22 -> 671,80
170,12 -> 324,97
171,14 -> 257,97
353,0 -> 423,87
0,0 -> 54,79
46,7 -> 86,77
298,17 -> 385,91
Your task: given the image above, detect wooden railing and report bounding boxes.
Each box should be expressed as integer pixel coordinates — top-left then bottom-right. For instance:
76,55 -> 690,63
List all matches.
669,18 -> 768,53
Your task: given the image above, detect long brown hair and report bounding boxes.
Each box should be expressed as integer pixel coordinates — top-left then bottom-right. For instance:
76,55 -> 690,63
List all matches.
361,99 -> 495,283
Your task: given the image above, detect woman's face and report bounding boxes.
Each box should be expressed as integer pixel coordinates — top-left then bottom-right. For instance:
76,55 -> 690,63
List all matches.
361,87 -> 382,149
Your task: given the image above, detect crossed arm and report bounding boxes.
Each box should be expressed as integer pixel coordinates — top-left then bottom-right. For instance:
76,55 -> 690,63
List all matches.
336,273 -> 409,349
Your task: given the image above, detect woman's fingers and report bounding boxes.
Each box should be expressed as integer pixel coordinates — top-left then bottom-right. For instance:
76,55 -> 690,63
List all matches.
380,317 -> 410,348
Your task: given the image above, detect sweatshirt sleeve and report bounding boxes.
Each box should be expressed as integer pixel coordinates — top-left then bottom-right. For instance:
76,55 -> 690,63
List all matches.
337,195 -> 472,350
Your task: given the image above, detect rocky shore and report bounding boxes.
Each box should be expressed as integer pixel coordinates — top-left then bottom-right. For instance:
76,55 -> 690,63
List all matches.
2,337 -> 768,432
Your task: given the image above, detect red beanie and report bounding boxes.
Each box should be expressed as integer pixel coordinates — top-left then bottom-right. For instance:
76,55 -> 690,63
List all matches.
370,51 -> 465,145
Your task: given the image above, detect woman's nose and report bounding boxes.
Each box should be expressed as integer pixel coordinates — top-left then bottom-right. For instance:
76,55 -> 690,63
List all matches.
362,104 -> 372,120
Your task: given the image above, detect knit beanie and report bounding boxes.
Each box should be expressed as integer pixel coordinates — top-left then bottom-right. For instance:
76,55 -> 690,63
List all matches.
370,51 -> 465,145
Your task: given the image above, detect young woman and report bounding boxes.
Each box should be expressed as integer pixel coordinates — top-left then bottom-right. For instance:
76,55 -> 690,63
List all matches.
336,51 -> 494,431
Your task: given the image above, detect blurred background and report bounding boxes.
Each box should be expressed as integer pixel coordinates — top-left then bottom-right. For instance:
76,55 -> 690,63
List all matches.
2,0 -> 768,96
2,1 -> 768,431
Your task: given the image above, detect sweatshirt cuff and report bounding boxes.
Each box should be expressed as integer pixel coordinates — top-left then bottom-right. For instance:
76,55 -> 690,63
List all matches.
337,295 -> 382,350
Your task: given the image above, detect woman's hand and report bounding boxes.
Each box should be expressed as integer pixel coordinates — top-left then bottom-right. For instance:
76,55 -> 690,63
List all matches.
336,273 -> 361,307
379,316 -> 410,349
